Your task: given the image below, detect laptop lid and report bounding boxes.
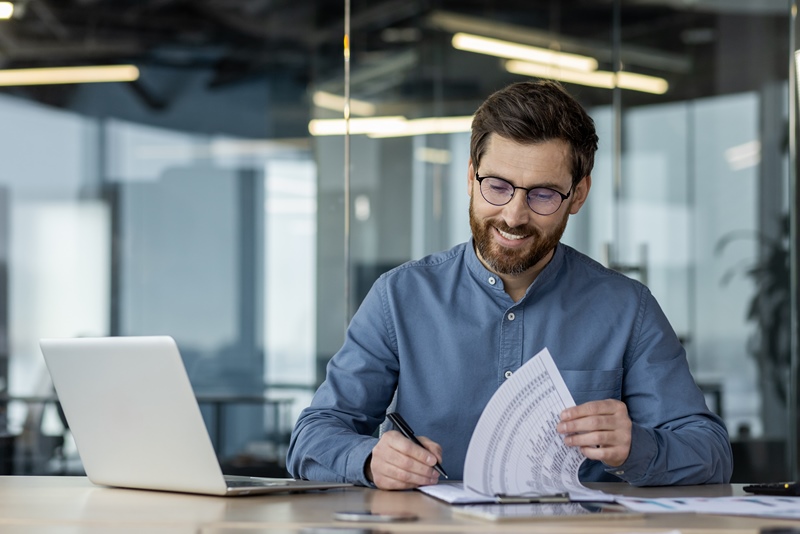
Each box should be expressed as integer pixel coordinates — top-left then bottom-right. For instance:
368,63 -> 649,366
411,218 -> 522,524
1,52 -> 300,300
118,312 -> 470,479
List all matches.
39,336 -> 350,496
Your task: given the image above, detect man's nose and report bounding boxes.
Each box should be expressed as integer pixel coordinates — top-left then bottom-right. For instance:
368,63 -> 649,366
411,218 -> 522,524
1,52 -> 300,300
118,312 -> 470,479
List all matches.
501,190 -> 532,228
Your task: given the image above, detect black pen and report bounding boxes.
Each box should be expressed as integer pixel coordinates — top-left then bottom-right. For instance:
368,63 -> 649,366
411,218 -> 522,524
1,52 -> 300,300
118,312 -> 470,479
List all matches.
386,412 -> 449,479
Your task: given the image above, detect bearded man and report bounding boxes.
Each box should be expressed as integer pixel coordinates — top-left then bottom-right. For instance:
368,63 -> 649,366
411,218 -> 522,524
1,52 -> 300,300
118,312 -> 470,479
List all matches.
287,80 -> 732,489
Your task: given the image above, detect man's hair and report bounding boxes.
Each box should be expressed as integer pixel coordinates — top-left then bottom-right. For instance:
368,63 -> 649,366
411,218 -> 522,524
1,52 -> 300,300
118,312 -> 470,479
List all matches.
470,80 -> 599,186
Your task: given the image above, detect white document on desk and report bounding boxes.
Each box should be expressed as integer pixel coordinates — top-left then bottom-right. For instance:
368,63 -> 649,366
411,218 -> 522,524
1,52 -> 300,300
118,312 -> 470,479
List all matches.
616,495 -> 800,519
420,347 -> 611,504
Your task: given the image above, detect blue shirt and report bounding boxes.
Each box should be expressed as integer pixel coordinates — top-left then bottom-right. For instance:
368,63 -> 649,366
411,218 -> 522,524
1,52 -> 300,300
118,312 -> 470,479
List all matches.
287,241 -> 733,486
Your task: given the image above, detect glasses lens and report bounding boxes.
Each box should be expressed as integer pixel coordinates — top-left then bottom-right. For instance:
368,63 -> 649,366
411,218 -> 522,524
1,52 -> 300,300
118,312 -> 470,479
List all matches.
480,177 -> 514,205
527,188 -> 562,215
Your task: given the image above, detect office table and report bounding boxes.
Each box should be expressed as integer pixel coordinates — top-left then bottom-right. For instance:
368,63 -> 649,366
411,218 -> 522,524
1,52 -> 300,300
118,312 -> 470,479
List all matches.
0,476 -> 799,533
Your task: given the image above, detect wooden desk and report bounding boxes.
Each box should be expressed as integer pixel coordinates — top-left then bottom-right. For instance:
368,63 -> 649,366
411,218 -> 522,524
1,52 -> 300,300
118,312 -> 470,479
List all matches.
0,476 -> 799,533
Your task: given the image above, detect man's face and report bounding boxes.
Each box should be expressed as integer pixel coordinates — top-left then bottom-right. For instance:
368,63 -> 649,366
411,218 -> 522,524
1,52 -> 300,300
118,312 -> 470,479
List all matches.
467,134 -> 590,276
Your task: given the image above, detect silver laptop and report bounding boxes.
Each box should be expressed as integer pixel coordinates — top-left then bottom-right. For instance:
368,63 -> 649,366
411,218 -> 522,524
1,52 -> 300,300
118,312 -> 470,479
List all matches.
39,335 -> 351,496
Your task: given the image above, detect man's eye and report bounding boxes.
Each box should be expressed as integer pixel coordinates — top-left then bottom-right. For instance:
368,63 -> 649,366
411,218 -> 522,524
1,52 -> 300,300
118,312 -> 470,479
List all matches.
530,189 -> 557,201
489,184 -> 511,193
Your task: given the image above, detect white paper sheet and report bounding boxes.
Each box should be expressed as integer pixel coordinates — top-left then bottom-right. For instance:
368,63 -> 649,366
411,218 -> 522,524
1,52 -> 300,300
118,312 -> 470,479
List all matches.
419,347 -> 610,503
616,495 -> 800,519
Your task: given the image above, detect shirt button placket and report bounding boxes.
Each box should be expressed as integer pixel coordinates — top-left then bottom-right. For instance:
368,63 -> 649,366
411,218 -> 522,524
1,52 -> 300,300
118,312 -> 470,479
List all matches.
500,308 -> 521,383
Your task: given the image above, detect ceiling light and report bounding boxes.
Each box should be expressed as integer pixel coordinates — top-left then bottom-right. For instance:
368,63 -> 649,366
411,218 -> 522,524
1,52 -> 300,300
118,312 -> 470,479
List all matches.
0,2 -> 13,20
372,116 -> 473,138
308,116 -> 473,138
309,116 -> 408,136
0,65 -> 140,86
505,60 -> 669,95
452,33 -> 598,72
312,91 -> 377,116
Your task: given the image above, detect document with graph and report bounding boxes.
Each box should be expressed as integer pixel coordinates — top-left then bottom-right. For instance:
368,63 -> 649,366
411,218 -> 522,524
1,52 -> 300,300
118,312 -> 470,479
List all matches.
419,347 -> 610,504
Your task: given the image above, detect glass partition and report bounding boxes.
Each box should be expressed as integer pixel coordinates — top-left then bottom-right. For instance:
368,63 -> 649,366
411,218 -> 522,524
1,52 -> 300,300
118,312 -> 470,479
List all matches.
326,0 -> 794,482
0,0 -> 794,482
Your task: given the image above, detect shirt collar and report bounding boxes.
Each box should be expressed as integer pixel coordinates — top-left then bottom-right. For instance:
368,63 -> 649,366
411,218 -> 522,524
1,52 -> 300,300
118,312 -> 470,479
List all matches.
465,237 -> 565,297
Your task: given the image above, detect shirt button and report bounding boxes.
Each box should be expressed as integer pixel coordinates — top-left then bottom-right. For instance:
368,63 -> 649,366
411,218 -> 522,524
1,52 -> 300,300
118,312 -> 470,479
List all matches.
488,277 -> 496,285
614,470 -> 625,475
504,370 -> 513,379
507,312 -> 515,321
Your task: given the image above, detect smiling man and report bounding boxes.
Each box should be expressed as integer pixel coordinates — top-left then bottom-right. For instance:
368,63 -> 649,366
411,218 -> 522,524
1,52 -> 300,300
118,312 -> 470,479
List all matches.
287,80 -> 733,489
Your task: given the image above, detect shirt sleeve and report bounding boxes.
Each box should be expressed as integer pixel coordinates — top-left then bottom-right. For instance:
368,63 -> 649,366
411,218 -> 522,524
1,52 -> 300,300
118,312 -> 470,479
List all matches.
605,287 -> 733,486
286,276 -> 399,485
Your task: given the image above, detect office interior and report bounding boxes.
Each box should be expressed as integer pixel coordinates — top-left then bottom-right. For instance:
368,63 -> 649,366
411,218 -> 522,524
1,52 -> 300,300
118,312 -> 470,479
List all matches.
0,0 -> 794,483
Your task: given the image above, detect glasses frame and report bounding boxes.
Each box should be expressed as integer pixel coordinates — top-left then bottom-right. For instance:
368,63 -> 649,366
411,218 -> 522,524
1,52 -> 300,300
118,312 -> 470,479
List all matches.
475,171 -> 573,216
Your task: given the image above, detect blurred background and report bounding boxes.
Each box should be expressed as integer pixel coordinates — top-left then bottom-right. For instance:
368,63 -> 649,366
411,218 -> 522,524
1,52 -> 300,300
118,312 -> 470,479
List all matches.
0,0 -> 794,482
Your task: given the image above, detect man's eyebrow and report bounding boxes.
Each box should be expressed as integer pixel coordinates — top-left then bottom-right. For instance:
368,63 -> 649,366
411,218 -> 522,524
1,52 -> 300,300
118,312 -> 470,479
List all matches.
482,172 -> 568,190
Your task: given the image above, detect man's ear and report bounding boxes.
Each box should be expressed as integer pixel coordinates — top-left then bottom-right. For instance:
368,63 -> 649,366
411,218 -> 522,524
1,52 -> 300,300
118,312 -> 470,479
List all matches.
569,175 -> 592,215
467,159 -> 476,198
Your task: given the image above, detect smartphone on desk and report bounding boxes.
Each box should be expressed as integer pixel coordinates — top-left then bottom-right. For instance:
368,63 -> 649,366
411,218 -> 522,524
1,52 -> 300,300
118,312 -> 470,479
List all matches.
333,511 -> 418,522
301,528 -> 386,534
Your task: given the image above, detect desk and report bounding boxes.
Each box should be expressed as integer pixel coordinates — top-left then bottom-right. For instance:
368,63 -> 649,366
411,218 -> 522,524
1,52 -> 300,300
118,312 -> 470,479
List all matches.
0,477 -> 798,533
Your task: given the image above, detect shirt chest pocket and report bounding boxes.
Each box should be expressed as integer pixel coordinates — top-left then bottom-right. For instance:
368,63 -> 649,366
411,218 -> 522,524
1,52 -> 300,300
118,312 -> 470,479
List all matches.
560,369 -> 623,405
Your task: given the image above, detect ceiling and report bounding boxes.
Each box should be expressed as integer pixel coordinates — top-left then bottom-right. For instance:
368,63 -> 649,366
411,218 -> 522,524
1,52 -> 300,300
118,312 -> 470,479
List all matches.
0,0 -> 791,132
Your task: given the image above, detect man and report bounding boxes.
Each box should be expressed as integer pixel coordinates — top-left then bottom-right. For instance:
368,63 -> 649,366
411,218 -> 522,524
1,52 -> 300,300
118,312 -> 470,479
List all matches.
287,80 -> 733,490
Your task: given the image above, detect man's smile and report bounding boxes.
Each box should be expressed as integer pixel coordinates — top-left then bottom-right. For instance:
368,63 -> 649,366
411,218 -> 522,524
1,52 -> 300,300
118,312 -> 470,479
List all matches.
494,226 -> 531,245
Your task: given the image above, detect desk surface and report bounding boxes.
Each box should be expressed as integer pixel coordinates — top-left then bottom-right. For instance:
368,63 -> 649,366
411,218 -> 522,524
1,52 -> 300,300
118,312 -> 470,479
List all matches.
0,476 -> 798,534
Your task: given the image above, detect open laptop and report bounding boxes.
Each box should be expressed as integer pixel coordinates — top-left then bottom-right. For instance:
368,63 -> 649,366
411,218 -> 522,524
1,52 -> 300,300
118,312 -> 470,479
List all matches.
39,335 -> 351,496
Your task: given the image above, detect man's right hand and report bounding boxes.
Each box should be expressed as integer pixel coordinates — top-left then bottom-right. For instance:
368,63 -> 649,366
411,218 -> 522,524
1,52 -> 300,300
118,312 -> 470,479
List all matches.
365,430 -> 443,490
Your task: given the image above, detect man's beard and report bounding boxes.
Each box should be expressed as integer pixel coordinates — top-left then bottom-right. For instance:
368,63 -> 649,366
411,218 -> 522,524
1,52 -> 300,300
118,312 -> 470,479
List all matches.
469,197 -> 569,276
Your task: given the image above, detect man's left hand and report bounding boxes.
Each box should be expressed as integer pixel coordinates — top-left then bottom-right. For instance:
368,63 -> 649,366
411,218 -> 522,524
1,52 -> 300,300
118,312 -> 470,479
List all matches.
557,399 -> 631,467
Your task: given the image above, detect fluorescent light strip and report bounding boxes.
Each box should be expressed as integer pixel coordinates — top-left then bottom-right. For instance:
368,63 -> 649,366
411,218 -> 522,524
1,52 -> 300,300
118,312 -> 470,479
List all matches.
452,32 -> 598,73
309,116 -> 407,136
308,116 -> 473,137
0,2 -> 12,20
371,116 -> 473,138
313,91 -> 377,116
0,65 -> 140,86
505,60 -> 668,95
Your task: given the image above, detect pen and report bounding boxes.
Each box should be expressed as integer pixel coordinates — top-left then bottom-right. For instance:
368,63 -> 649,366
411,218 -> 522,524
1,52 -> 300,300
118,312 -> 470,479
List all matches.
386,412 -> 449,479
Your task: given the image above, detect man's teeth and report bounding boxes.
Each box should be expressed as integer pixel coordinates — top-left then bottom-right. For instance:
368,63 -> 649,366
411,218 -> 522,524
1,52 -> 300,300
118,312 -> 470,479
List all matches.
497,228 -> 528,240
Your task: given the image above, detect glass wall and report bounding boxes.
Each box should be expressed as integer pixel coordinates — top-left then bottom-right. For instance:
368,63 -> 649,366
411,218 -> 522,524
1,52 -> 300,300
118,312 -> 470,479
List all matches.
321,0 -> 793,482
0,0 -> 794,482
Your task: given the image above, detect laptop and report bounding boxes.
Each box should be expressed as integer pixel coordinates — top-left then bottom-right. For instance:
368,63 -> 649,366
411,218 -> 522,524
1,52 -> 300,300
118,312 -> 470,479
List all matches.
39,335 -> 351,496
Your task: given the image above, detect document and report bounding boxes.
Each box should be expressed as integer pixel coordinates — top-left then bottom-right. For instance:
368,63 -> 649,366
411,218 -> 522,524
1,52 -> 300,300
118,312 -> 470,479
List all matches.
616,495 -> 800,519
420,347 -> 611,504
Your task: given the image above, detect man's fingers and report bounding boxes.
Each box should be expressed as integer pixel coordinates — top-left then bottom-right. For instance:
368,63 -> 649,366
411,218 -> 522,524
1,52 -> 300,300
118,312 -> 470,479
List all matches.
559,414 -> 623,434
560,399 -> 624,421
417,436 -> 443,463
556,399 -> 632,468
563,429 -> 615,448
369,431 -> 443,490
385,431 -> 440,467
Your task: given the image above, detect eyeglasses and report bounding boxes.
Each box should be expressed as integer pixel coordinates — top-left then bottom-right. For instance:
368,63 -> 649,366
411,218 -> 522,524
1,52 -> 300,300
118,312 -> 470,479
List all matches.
475,172 -> 572,216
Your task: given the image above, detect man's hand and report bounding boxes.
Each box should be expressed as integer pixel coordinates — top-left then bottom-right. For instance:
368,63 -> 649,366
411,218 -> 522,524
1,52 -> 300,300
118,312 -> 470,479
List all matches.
557,399 -> 632,467
366,430 -> 442,490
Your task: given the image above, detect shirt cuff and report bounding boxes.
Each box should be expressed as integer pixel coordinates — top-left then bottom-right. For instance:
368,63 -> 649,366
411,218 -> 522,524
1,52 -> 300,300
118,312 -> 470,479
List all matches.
346,436 -> 379,487
602,422 -> 656,483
